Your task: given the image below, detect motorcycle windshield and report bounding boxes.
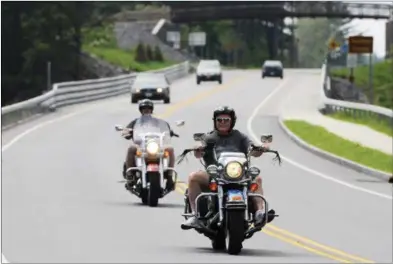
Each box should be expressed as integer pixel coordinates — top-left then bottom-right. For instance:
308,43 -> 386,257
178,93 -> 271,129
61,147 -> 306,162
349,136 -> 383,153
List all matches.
133,115 -> 171,146
217,152 -> 248,166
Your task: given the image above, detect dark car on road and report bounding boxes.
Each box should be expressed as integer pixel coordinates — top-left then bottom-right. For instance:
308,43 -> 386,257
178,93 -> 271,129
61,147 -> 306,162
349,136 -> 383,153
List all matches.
131,73 -> 171,104
262,60 -> 284,79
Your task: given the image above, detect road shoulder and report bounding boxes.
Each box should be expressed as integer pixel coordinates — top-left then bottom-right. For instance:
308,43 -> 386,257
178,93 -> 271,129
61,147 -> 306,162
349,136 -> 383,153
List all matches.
278,115 -> 392,182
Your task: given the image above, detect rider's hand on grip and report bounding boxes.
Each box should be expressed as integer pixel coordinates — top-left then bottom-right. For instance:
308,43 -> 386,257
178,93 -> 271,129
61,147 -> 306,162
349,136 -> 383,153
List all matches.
121,128 -> 132,137
193,145 -> 205,158
262,142 -> 271,149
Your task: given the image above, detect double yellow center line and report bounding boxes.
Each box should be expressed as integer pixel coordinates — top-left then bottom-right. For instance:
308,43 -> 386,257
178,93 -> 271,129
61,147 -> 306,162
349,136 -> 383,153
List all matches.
155,73 -> 375,264
175,183 -> 373,264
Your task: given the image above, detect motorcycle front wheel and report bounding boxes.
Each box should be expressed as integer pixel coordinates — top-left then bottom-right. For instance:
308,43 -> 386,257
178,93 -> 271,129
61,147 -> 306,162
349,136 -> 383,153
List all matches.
147,172 -> 160,207
226,210 -> 245,255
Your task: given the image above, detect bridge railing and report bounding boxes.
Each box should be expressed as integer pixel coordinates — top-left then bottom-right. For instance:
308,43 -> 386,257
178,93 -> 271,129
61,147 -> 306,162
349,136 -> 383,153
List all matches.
1,61 -> 190,129
319,63 -> 393,125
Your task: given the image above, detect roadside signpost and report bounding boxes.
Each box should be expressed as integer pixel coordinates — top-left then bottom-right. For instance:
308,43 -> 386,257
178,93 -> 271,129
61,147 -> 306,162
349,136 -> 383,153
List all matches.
188,32 -> 206,46
188,32 -> 206,58
348,36 -> 373,54
340,42 -> 348,54
166,31 -> 181,50
328,38 -> 340,51
348,36 -> 374,103
327,38 -> 348,67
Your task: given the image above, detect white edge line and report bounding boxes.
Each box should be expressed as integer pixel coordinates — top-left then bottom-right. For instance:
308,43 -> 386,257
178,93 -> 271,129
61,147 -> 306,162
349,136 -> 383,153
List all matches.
246,79 -> 393,201
2,111 -> 87,152
2,254 -> 10,263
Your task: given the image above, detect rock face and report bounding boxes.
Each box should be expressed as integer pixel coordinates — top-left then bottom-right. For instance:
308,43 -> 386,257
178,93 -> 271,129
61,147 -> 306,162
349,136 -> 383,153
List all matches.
79,20 -> 197,79
329,77 -> 370,104
79,52 -> 131,79
114,21 -> 190,63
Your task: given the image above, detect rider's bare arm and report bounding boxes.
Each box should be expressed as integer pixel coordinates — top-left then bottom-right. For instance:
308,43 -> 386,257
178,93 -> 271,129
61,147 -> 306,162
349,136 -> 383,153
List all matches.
193,144 -> 204,158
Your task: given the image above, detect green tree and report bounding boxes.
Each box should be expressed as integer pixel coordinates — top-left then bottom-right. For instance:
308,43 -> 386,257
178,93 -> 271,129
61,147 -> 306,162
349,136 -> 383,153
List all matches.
135,42 -> 147,62
153,45 -> 164,62
1,2 -> 96,105
294,2 -> 351,68
145,44 -> 154,61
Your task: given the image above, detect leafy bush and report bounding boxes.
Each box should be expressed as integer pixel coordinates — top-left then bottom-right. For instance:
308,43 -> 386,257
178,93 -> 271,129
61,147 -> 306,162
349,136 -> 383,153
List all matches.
153,45 -> 164,62
135,42 -> 147,62
331,60 -> 393,108
145,44 -> 154,61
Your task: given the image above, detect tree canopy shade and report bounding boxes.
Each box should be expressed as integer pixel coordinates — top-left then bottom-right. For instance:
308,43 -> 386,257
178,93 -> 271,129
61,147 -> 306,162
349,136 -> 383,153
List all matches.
1,1 -> 167,106
2,2 -> 93,105
1,1 -> 352,106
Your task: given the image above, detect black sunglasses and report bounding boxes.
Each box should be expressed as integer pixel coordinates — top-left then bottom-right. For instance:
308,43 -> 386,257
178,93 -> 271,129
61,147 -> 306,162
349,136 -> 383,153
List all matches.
216,117 -> 231,123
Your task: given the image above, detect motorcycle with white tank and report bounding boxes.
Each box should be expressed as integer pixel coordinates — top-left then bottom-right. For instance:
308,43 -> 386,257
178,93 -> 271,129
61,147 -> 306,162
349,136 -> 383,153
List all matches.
115,116 -> 185,207
177,133 -> 281,255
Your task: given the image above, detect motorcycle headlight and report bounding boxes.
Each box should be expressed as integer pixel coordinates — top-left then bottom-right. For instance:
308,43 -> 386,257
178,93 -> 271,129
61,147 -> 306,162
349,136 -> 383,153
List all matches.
225,161 -> 243,179
146,141 -> 159,155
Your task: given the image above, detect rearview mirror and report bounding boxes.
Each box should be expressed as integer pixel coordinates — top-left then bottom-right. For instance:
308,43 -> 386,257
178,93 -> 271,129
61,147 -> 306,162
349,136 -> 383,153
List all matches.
261,134 -> 273,143
175,120 -> 185,127
115,125 -> 124,131
193,133 -> 205,141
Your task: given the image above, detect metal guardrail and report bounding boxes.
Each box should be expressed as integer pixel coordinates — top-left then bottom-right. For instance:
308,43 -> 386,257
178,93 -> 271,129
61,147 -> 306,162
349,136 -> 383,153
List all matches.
319,63 -> 393,124
1,61 -> 190,129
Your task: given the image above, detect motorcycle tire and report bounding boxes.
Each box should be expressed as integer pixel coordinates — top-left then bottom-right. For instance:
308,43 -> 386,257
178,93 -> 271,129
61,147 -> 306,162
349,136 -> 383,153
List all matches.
141,189 -> 148,205
147,172 -> 160,207
226,210 -> 245,255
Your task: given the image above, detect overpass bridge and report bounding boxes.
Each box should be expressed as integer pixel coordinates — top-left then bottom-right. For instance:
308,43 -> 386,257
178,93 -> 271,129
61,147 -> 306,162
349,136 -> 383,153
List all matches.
164,1 -> 391,65
109,1 -> 392,22
110,2 -> 392,66
166,1 -> 392,22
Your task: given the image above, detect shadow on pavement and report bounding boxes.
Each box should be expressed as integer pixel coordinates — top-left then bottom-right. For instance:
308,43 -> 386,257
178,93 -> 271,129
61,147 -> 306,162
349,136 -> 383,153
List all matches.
101,200 -> 184,209
188,246 -> 308,258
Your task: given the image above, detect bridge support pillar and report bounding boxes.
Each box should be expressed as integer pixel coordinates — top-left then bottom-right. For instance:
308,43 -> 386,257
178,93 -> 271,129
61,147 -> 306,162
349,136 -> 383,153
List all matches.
266,19 -> 279,60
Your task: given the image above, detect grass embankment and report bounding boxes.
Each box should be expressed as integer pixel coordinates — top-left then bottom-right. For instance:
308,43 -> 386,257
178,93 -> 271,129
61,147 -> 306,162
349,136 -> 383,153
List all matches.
284,120 -> 393,174
82,24 -> 175,72
326,112 -> 393,137
329,60 -> 393,138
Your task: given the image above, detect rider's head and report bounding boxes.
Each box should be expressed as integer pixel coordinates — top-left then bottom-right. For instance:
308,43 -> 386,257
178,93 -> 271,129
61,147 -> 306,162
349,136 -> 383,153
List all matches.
138,99 -> 154,115
212,106 -> 237,134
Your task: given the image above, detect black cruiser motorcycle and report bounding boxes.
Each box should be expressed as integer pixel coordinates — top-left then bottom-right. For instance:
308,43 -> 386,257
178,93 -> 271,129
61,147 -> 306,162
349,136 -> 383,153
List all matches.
177,133 -> 281,255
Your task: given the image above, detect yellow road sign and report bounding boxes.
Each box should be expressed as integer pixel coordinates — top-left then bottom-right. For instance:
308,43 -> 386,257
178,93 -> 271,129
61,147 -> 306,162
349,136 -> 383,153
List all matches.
328,39 -> 339,50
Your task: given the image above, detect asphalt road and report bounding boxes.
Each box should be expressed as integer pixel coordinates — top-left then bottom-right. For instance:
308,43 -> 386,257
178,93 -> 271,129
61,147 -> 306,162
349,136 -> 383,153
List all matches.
2,70 -> 392,263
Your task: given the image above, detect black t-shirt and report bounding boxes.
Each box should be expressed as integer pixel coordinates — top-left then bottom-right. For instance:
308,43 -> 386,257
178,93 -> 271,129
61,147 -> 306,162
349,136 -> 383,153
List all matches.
202,129 -> 253,166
